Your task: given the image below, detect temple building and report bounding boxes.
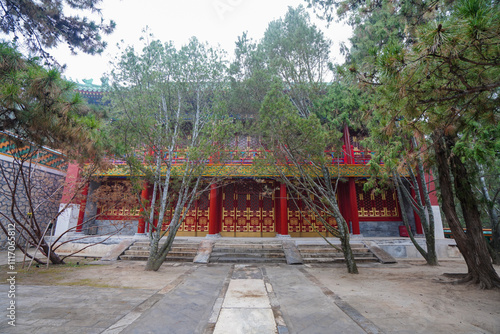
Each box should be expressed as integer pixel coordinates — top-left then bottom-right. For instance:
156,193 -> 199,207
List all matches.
52,79 -> 445,241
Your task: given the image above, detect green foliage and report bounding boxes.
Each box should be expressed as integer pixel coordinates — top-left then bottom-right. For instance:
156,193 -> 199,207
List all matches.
0,0 -> 115,58
262,5 -> 332,117
227,32 -> 272,118
107,37 -> 231,165
106,35 -> 234,272
315,80 -> 364,129
319,0 -> 499,178
259,81 -> 336,163
373,0 -> 500,162
0,42 -> 103,161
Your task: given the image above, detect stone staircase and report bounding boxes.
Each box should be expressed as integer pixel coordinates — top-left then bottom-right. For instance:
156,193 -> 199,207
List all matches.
118,238 -> 384,264
120,239 -> 201,262
297,242 -> 378,263
209,240 -> 287,264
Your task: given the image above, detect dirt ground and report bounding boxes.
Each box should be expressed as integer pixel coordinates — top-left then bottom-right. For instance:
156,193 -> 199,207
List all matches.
309,260 -> 500,334
2,258 -> 499,333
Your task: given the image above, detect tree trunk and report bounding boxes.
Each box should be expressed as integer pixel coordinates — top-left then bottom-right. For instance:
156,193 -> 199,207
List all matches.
321,167 -> 358,274
433,131 -> 500,289
145,222 -> 179,271
145,189 -> 188,271
478,165 -> 500,265
145,231 -> 162,271
490,227 -> 500,265
424,234 -> 438,266
41,242 -> 65,265
339,219 -> 358,274
416,160 -> 438,266
393,173 -> 436,265
145,229 -> 179,271
145,252 -> 165,271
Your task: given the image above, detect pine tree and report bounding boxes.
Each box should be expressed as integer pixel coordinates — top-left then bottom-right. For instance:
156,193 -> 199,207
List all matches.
0,0 -> 115,59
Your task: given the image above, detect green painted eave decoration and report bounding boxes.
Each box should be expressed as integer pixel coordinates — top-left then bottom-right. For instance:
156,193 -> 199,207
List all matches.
0,132 -> 68,171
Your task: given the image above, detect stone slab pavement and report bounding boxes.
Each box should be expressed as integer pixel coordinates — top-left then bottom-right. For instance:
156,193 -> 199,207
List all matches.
0,263 -> 382,334
0,284 -> 157,334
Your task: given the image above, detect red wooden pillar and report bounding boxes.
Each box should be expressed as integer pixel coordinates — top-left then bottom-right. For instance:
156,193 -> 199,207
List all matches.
76,183 -> 89,233
280,183 -> 288,235
137,183 -> 149,234
209,183 -> 219,235
274,186 -> 281,234
348,178 -> 360,234
343,124 -> 354,164
410,188 -> 424,234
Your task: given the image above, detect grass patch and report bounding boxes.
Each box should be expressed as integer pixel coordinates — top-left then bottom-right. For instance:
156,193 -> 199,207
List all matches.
0,259 -> 95,286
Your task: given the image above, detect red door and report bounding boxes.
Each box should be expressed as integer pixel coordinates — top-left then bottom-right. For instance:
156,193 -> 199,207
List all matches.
287,191 -> 337,237
221,181 -> 276,237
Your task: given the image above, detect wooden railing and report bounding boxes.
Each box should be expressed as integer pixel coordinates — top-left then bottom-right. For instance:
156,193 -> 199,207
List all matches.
353,150 -> 375,164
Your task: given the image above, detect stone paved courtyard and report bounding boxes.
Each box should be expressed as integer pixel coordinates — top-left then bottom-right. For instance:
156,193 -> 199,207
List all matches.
1,259 -> 499,334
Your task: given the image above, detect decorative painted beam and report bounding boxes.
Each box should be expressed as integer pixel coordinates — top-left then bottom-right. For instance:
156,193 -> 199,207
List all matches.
0,132 -> 68,171
96,163 -> 382,178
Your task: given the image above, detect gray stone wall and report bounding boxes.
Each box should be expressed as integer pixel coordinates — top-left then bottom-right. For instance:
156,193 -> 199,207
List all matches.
359,221 -> 404,237
0,158 -> 65,249
359,217 -> 417,237
91,219 -> 139,236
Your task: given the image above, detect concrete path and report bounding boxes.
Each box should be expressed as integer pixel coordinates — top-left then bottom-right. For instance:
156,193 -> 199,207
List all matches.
0,263 -> 382,334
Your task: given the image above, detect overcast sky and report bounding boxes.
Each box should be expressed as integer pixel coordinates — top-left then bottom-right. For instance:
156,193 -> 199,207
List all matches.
49,0 -> 351,84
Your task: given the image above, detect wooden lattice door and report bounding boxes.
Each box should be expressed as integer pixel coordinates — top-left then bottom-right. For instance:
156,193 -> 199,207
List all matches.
287,191 -> 337,237
164,190 -> 210,237
179,191 -> 209,236
355,181 -> 401,221
221,181 -> 276,237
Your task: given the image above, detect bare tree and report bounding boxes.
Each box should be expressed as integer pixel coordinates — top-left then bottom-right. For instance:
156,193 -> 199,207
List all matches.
259,83 -> 358,274
0,142 -> 126,265
108,37 -> 233,271
392,162 -> 438,265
